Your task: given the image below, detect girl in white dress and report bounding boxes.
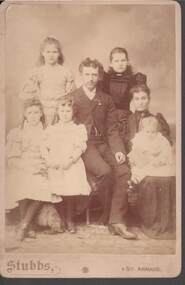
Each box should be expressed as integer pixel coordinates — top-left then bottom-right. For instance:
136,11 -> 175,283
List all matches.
128,116 -> 175,183
43,96 -> 90,233
19,37 -> 75,126
6,99 -> 62,241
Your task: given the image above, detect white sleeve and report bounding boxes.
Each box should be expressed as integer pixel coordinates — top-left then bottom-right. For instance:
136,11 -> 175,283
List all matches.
76,124 -> 88,152
158,135 -> 174,165
65,68 -> 75,94
6,128 -> 22,159
19,68 -> 41,100
70,125 -> 88,161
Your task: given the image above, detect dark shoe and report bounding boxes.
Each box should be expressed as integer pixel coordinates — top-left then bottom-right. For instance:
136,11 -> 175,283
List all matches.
108,224 -> 118,235
109,224 -> 137,240
67,222 -> 76,234
26,229 -> 36,239
43,229 -> 56,235
51,224 -> 65,233
44,226 -> 65,235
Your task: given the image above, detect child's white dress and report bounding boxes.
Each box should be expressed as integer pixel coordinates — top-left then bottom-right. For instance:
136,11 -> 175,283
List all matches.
6,122 -> 61,210
19,65 -> 74,122
44,122 -> 91,196
128,131 -> 175,182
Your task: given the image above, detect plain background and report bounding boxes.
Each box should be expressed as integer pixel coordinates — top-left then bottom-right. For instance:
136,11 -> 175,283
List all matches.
4,3 -> 176,131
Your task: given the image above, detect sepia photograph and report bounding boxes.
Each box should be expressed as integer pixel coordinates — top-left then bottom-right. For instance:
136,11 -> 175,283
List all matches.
0,0 -> 181,278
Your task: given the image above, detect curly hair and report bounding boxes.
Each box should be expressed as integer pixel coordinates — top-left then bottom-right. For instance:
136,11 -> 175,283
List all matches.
79,57 -> 104,79
53,95 -> 77,123
21,98 -> 46,128
129,84 -> 151,99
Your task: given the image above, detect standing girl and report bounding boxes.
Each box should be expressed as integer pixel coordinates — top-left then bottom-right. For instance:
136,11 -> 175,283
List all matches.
43,96 -> 90,233
101,47 -> 147,140
6,99 -> 61,241
19,37 -> 75,125
102,47 -> 147,110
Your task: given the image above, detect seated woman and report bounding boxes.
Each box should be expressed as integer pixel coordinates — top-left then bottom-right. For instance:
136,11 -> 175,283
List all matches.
126,85 -> 176,239
125,84 -> 172,147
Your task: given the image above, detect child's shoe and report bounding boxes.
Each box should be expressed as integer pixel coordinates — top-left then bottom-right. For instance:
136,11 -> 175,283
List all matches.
67,221 -> 76,234
26,229 -> 36,239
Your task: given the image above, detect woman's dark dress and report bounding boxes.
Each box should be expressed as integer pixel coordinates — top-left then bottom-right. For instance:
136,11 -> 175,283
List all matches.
127,111 -> 176,239
101,68 -> 175,239
138,176 -> 176,239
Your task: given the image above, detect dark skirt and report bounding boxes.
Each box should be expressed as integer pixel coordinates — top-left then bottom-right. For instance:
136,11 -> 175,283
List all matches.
137,176 -> 176,240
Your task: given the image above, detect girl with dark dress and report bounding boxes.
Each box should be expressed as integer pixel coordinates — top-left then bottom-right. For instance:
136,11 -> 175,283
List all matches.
101,47 -> 147,141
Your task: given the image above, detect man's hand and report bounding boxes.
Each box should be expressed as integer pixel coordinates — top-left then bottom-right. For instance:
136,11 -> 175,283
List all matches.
115,152 -> 126,165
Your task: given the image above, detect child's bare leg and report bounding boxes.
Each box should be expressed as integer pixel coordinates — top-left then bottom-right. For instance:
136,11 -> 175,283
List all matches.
64,196 -> 76,234
18,199 -> 37,239
17,200 -> 41,241
22,200 -> 41,227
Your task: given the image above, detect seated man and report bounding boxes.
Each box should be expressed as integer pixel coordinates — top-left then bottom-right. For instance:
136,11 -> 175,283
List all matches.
71,57 -> 137,239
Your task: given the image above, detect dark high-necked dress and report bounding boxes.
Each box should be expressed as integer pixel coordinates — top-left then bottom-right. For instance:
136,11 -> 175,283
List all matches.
101,68 -> 147,111
100,68 -> 147,144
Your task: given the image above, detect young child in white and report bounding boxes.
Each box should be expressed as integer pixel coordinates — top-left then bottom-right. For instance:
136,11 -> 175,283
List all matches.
43,95 -> 90,233
128,116 -> 175,184
19,37 -> 75,125
6,99 -> 61,241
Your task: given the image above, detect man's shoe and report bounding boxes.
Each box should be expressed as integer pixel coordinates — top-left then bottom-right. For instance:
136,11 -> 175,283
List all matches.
108,224 -> 118,235
109,224 -> 137,240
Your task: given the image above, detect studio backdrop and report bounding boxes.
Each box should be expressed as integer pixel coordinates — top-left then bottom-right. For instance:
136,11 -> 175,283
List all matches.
5,3 -> 176,131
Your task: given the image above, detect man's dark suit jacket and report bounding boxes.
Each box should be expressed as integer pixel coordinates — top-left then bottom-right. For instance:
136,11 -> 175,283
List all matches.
71,86 -> 126,155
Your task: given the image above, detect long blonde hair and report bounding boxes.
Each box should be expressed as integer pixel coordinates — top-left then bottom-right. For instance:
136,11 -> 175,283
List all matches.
37,37 -> 64,66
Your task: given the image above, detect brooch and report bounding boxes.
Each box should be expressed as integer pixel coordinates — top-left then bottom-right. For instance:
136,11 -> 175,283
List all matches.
94,98 -> 102,106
